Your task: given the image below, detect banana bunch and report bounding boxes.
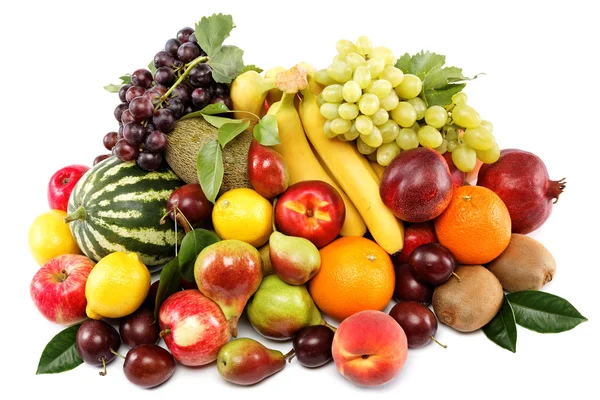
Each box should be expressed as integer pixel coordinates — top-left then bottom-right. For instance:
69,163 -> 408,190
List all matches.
230,65 -> 404,254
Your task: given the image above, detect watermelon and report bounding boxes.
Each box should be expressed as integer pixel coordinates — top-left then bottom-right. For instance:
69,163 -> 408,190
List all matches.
65,156 -> 185,271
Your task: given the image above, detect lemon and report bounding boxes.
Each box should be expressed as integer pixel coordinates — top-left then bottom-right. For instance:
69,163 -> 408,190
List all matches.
28,210 -> 81,266
85,252 -> 151,319
212,188 -> 273,247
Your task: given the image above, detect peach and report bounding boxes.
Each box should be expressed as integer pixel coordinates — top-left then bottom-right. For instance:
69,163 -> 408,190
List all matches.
332,310 -> 408,387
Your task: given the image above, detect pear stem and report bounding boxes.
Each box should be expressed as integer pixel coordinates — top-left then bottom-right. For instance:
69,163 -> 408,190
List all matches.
228,317 -> 239,338
431,335 -> 448,349
283,349 -> 296,363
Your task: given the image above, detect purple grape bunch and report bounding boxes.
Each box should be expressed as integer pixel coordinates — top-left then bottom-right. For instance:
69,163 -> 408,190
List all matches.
98,26 -> 233,171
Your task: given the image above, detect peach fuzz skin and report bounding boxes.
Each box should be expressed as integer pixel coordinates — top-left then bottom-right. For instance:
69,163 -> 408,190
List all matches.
332,310 -> 408,387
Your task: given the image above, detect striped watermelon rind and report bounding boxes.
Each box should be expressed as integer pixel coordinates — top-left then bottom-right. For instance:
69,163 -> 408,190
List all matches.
66,156 -> 184,271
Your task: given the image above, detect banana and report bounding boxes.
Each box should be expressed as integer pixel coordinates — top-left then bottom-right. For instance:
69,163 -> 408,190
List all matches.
298,83 -> 404,254
230,70 -> 276,123
268,91 -> 367,238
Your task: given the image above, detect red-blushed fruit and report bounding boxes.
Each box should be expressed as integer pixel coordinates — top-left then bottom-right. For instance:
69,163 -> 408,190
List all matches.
248,138 -> 290,199
30,254 -> 95,325
275,180 -> 346,248
380,147 -> 453,223
442,152 -> 465,189
158,289 -> 231,366
167,183 -> 213,228
409,243 -> 456,286
477,149 -> 566,234
389,301 -> 441,349
47,165 -> 90,211
332,310 -> 408,387
76,319 -> 121,369
393,263 -> 434,305
392,221 -> 437,265
292,325 -> 335,368
123,344 -> 176,388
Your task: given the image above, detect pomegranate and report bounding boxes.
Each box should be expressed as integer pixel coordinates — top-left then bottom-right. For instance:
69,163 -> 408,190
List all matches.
477,149 -> 566,234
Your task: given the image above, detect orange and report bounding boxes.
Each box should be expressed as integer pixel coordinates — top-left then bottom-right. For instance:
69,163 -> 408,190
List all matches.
308,236 -> 395,321
434,185 -> 511,265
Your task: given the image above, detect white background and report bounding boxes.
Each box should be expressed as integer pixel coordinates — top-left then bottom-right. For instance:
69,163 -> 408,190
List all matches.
1,0 -> 598,399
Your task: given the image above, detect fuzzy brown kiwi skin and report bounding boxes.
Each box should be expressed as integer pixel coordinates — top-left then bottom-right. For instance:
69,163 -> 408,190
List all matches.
165,118 -> 253,196
487,234 -> 557,292
432,265 -> 503,333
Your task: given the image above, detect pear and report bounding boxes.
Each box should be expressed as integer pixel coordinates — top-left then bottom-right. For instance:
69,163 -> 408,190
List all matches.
258,243 -> 275,277
194,240 -> 262,337
246,275 -> 324,340
217,338 -> 290,386
247,138 -> 289,199
269,231 -> 321,285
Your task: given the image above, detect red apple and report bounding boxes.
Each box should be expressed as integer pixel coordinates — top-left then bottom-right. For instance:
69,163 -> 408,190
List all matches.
332,310 -> 408,387
30,254 -> 95,325
392,221 -> 437,265
158,289 -> 231,366
48,164 -> 90,211
274,180 -> 345,248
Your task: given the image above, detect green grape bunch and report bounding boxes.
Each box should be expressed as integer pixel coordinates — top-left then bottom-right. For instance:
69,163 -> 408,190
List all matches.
314,37 -> 499,172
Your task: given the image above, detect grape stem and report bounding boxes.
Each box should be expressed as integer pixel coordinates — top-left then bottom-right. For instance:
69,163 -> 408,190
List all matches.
155,55 -> 209,111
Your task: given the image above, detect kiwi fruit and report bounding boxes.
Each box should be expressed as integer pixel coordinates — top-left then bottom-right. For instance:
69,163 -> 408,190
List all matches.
165,117 -> 252,196
432,265 -> 503,332
487,233 -> 556,292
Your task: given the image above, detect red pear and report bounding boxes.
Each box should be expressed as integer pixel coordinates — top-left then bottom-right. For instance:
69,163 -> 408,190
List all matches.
248,138 -> 289,199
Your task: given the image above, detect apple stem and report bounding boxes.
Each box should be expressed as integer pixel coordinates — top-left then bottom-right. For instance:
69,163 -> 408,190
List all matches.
159,328 -> 171,338
58,270 -> 69,282
431,335 -> 448,349
283,349 -> 296,363
64,205 -> 87,223
452,272 -> 462,282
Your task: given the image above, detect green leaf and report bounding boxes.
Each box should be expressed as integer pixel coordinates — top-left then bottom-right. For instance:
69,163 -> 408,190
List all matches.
197,140 -> 223,203
506,291 -> 588,333
154,258 -> 182,319
423,82 -> 466,107
208,45 -> 245,84
253,115 -> 280,146
195,13 -> 235,58
483,296 -> 517,353
241,64 -> 263,74
218,121 -> 250,147
200,103 -> 230,115
103,83 -> 122,93
36,324 -> 83,374
148,60 -> 157,74
178,229 -> 220,282
409,51 -> 446,80
395,53 -> 411,74
119,74 -> 131,84
202,114 -> 243,128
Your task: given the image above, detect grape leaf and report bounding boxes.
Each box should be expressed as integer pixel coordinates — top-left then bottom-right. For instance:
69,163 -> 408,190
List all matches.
148,60 -> 157,74
483,296 -> 517,353
119,74 -> 131,84
197,139 -> 223,203
103,84 -> 122,93
199,103 -> 230,115
408,51 -> 446,80
253,115 -> 279,146
202,114 -> 244,128
395,53 -> 412,74
195,14 -> 235,58
218,121 -> 250,148
178,229 -> 220,282
506,291 -> 588,333
241,64 -> 263,74
153,257 -> 182,319
209,45 -> 245,84
36,324 -> 83,374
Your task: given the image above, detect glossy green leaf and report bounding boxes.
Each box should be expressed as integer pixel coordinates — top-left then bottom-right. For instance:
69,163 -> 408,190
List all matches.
178,229 -> 220,282
253,115 -> 279,146
195,13 -> 235,58
196,139 -> 223,203
154,257 -> 182,319
201,114 -> 243,128
200,103 -> 231,115
483,296 -> 517,353
36,324 -> 83,374
218,121 -> 250,147
506,291 -> 588,333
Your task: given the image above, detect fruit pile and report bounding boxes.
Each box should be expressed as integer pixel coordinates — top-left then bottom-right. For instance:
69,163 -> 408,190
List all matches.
29,13 -> 585,390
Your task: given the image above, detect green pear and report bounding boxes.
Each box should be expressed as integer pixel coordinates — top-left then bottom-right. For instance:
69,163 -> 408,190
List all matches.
269,231 -> 321,285
246,275 -> 324,340
217,338 -> 288,386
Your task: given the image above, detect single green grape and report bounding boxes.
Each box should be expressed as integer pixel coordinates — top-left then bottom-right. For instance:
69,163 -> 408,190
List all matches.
480,120 -> 494,133
344,123 -> 360,141
417,125 -> 443,148
346,52 -> 366,70
435,139 -> 448,154
336,39 -> 358,56
371,108 -> 389,126
371,47 -> 396,66
391,102 -> 417,127
315,69 -> 337,86
395,74 -> 422,99
367,57 -> 386,78
342,81 -> 362,103
380,66 -> 404,87
451,92 -> 468,105
424,105 -> 449,129
357,136 -> 376,154
353,66 -> 372,89
323,120 -> 337,138
327,62 -> 353,83
452,144 -> 477,172
330,118 -> 352,134
368,79 -> 393,99
358,93 -> 380,115
320,103 -> 340,120
338,103 -> 359,120
396,128 -> 419,150
321,84 -> 344,103
380,91 -> 400,111
447,140 -> 458,152
407,97 -> 427,120
360,125 -> 383,147
356,36 -> 372,57
332,54 -> 346,64
411,121 -> 420,133
377,142 -> 401,166
452,104 -> 481,128
476,141 -> 500,163
379,120 -> 400,143
355,115 -> 374,135
464,126 -> 494,150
